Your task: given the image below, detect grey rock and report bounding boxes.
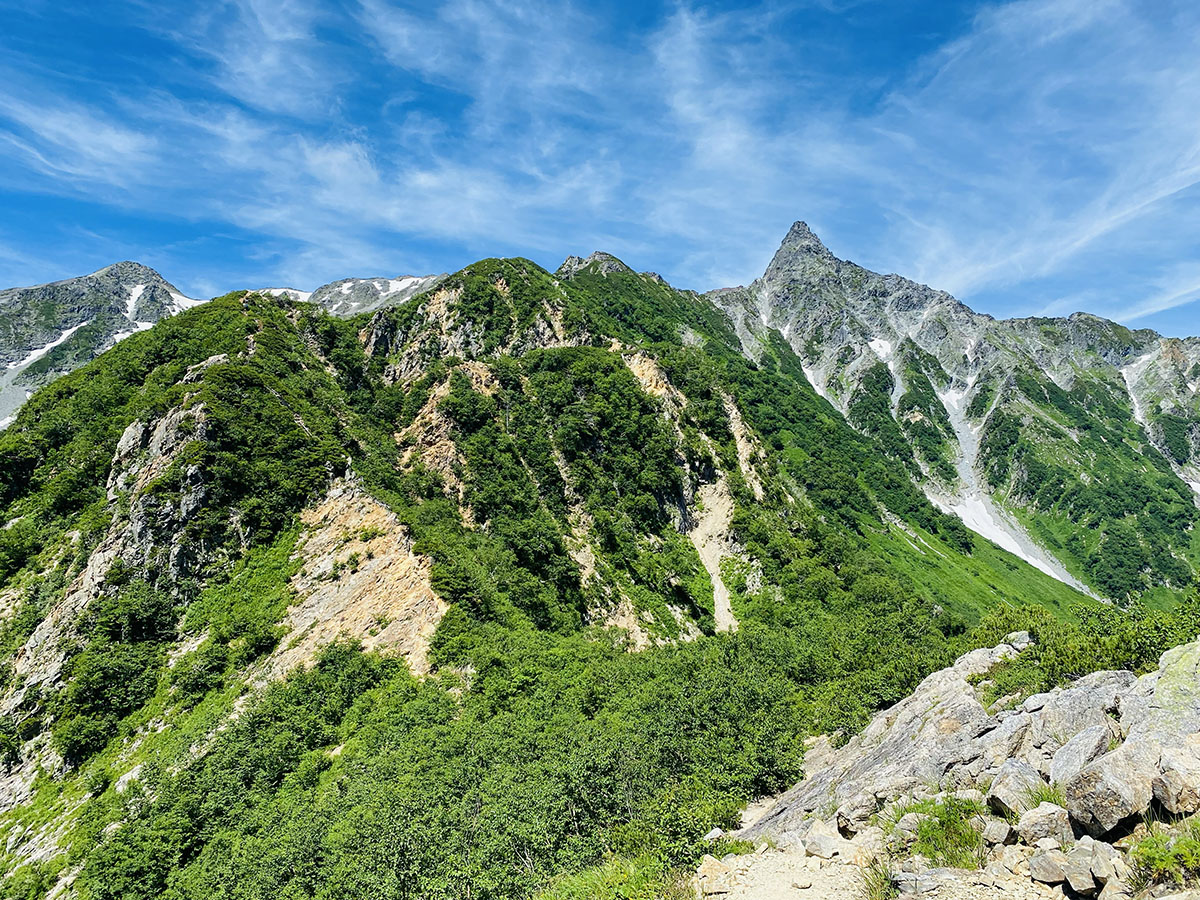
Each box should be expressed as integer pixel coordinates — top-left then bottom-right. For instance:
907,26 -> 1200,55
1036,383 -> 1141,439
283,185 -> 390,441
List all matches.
744,641 -> 1023,838
987,758 -> 1044,817
1154,741 -> 1200,815
1005,631 -> 1033,651
1068,641 -> 1200,835
1063,857 -> 1097,895
1032,671 -> 1134,752
1028,849 -> 1069,884
893,869 -> 959,895
1017,803 -> 1073,846
802,820 -> 846,859
982,819 -> 1012,845
893,812 -> 929,838
1051,725 -> 1114,787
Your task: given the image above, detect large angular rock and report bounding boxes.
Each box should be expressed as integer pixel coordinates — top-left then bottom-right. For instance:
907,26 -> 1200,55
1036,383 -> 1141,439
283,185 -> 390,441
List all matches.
802,819 -> 847,859
1029,849 -> 1069,884
982,819 -> 1012,845
744,640 -> 1026,839
1154,739 -> 1200,815
1017,803 -> 1073,846
987,759 -> 1044,817
1063,857 -> 1096,895
1031,671 -> 1135,752
1068,641 -> 1200,835
1050,725 -> 1113,787
695,854 -> 732,895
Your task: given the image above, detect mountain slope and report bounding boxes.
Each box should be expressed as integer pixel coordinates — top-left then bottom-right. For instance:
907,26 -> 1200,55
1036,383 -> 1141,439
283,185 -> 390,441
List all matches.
0,248 -> 1105,899
0,262 -> 201,425
711,223 -> 1200,600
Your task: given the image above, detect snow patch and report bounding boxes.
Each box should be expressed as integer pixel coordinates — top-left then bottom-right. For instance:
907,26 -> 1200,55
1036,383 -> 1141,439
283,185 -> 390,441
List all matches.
126,284 -> 146,321
801,361 -> 836,406
930,383 -> 1089,592
262,288 -> 313,303
1120,349 -> 1159,430
868,337 -> 893,361
109,321 -> 155,344
0,415 -> 13,431
6,321 -> 91,370
387,276 -> 422,295
169,292 -> 204,313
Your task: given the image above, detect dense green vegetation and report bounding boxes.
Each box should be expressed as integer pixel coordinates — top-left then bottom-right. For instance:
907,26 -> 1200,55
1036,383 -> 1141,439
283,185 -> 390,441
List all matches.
0,255 -> 1191,900
969,595 -> 1200,706
979,367 -> 1197,597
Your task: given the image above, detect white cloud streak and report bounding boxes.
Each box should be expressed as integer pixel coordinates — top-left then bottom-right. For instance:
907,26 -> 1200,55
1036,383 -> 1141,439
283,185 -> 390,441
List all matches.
0,0 -> 1199,331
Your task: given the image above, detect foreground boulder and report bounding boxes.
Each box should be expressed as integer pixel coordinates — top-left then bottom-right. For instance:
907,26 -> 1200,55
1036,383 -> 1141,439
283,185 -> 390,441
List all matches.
744,633 -> 1200,844
1066,641 -> 1200,835
1017,803 -> 1072,846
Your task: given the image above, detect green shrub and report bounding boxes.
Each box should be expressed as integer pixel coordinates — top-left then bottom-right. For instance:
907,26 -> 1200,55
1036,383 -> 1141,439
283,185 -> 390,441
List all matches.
532,855 -> 693,900
1131,817 -> 1200,887
859,857 -> 899,900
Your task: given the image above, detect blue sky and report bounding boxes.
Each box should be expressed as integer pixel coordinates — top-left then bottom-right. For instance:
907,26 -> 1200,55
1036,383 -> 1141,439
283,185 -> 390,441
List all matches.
1,1 -> 1199,336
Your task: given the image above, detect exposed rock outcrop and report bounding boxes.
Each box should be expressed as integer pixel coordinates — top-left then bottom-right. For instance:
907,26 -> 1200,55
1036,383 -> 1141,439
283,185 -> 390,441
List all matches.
746,632 -> 1200,844
261,481 -> 446,681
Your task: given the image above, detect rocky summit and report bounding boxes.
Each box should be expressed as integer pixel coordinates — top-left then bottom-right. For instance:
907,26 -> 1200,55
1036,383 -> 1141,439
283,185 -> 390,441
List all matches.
1,227 -> 1200,900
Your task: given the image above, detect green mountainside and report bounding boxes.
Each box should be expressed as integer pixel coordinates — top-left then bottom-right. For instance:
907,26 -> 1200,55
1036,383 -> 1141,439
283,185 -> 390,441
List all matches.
0,237 -> 1195,899
714,223 -> 1200,601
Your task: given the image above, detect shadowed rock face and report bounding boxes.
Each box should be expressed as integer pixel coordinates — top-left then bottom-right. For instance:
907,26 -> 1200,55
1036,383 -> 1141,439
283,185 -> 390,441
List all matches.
746,631 -> 1200,844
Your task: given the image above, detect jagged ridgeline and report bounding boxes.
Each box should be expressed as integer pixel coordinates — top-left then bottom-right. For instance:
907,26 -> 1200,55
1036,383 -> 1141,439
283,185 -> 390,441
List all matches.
714,223 -> 1200,602
0,245 -> 1181,899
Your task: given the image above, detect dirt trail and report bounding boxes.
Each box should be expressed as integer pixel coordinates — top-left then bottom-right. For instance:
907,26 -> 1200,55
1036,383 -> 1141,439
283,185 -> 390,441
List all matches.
712,846 -> 1064,900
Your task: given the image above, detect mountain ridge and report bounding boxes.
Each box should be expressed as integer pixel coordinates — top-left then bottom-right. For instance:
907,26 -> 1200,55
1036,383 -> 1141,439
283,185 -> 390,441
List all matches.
711,222 -> 1200,600
0,233 -> 1197,900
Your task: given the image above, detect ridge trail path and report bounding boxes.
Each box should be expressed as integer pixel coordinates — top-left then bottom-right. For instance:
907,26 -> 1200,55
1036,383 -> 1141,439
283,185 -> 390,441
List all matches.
717,846 -> 1063,900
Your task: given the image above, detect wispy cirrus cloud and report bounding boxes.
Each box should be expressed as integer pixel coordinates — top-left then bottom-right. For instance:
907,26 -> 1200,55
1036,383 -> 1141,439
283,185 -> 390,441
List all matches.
0,0 -> 1198,333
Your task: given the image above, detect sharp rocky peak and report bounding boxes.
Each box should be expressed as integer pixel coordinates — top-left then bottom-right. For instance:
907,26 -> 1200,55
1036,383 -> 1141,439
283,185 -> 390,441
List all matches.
764,221 -> 836,272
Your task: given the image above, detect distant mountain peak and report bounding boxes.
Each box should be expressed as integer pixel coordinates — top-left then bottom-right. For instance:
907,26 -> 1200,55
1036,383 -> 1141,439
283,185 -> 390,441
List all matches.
90,260 -> 166,280
556,252 -> 633,278
779,220 -> 834,256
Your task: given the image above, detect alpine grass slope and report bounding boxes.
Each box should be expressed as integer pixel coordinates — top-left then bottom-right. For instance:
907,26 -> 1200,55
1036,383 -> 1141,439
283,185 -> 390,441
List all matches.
0,225 -> 1194,900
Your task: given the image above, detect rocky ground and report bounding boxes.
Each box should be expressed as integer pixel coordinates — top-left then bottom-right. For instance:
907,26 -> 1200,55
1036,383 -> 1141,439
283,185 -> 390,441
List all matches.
688,631 -> 1200,899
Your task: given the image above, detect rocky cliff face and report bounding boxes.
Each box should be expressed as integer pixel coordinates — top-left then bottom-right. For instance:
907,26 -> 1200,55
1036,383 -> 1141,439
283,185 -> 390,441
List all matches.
711,223 -> 1200,598
0,262 -> 201,425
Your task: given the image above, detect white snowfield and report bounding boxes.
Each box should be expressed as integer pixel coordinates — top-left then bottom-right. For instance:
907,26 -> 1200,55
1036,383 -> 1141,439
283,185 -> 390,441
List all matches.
5,320 -> 92,371
126,284 -> 146,321
170,291 -> 205,313
930,384 -> 1090,592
